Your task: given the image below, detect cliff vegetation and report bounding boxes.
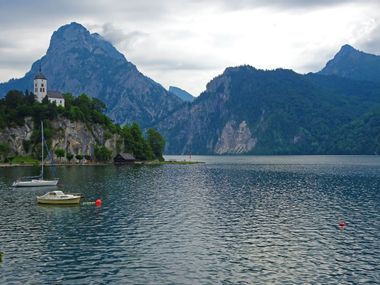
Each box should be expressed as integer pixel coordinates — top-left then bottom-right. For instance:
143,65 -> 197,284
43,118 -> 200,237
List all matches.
0,90 -> 165,162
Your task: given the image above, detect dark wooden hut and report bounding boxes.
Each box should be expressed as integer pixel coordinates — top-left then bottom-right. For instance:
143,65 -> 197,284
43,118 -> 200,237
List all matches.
113,153 -> 136,165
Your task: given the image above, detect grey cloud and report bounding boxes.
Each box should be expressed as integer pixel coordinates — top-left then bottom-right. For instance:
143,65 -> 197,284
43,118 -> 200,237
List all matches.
0,38 -> 17,49
0,57 -> 33,68
0,0 -> 378,31
99,23 -> 147,49
357,21 -> 380,55
0,1 -> 94,28
133,56 -> 222,71
194,0 -> 380,10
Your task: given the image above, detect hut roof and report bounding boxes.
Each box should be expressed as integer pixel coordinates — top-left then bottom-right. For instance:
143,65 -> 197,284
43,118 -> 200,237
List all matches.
116,153 -> 136,161
34,72 -> 46,80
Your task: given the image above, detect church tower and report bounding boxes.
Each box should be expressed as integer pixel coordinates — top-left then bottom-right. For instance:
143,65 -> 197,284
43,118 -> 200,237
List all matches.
34,68 -> 47,102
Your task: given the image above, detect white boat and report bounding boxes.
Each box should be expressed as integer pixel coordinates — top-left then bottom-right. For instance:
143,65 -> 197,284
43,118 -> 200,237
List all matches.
12,177 -> 58,187
37,191 -> 81,205
12,122 -> 59,187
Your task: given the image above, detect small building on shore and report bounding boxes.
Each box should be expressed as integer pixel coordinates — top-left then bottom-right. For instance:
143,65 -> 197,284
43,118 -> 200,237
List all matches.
113,153 -> 136,165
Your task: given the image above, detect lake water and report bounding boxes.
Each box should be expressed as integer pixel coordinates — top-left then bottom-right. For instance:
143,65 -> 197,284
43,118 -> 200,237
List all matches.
0,155 -> 379,284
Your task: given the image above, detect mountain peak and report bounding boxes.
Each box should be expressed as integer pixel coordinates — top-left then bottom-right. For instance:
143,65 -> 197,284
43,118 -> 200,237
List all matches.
50,22 -> 90,46
46,22 -> 126,64
58,22 -> 88,32
335,44 -> 361,58
340,44 -> 355,51
319,44 -> 380,83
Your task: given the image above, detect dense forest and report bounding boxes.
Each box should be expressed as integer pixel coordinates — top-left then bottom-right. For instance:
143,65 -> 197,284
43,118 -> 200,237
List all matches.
0,90 -> 165,162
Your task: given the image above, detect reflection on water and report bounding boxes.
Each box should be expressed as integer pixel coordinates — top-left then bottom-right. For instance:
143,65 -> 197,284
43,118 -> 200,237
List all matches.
0,156 -> 380,284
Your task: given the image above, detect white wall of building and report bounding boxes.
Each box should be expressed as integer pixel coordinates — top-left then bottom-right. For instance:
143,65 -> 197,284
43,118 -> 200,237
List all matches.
48,98 -> 65,107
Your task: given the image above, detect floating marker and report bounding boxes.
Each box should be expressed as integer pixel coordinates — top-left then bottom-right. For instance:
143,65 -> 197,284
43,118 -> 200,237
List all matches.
95,199 -> 102,206
339,219 -> 346,229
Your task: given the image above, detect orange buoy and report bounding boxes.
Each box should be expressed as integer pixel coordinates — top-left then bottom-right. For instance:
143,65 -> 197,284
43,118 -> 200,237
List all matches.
95,199 -> 102,206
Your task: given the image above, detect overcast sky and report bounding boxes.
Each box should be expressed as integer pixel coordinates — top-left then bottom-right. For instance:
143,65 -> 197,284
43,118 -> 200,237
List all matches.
0,0 -> 379,95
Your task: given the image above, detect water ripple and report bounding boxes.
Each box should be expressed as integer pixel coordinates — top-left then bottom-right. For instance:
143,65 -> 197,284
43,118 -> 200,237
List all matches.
1,157 -> 380,284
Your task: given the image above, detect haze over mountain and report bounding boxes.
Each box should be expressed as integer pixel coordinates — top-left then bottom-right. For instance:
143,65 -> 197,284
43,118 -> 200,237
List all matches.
168,86 -> 194,102
0,22 -> 182,128
319,44 -> 380,83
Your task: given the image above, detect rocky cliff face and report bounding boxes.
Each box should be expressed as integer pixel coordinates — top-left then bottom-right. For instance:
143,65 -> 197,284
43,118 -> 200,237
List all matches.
0,117 -> 35,155
0,22 -> 183,127
214,120 -> 256,154
0,117 -> 122,158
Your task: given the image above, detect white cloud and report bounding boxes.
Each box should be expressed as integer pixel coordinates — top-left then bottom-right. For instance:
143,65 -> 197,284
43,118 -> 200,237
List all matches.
0,0 -> 380,95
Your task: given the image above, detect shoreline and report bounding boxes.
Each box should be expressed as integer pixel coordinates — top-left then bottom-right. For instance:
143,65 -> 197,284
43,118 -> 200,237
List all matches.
0,160 -> 204,168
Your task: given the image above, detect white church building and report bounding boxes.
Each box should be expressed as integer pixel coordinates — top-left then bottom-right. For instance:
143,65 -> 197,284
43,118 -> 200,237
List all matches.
34,71 -> 65,107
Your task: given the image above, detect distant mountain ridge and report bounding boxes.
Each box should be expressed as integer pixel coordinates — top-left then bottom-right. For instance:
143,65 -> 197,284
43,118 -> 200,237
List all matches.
0,22 -> 183,127
319,44 -> 380,83
168,86 -> 194,102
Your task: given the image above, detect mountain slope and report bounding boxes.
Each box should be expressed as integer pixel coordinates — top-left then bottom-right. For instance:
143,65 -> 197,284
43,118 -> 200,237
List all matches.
0,22 -> 183,127
168,86 -> 194,102
154,65 -> 380,155
319,44 -> 380,83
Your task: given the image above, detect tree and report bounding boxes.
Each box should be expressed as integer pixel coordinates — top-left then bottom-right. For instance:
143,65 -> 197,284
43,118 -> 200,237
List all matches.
94,145 -> 112,162
66,153 -> 74,162
121,124 -> 134,153
4,90 -> 24,108
75,154 -> 83,163
0,143 -> 9,162
147,128 -> 166,161
55,148 -> 65,161
129,122 -> 146,160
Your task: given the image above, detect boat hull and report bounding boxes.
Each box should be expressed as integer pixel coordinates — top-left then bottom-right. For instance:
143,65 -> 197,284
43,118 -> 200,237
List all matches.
37,197 -> 81,205
13,179 -> 59,187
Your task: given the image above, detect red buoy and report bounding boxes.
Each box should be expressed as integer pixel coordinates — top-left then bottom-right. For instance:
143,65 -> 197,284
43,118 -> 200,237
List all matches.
95,199 -> 102,206
339,219 -> 346,229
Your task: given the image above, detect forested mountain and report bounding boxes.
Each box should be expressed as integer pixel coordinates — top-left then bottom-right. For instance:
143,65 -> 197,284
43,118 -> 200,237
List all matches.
154,66 -> 380,155
0,22 -> 183,127
319,44 -> 380,83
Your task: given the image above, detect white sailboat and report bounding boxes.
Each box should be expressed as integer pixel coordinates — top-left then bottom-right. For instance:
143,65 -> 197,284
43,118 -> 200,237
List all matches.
12,122 -> 59,187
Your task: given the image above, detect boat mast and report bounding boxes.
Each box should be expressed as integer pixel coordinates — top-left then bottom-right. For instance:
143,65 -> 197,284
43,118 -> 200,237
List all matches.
41,121 -> 44,179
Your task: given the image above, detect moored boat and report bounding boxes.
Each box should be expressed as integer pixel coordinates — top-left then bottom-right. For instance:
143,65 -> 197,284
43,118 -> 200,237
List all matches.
13,177 -> 58,187
12,122 -> 59,187
37,191 -> 81,205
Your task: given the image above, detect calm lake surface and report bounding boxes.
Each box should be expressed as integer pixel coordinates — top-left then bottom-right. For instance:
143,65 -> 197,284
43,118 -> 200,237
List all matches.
0,155 -> 379,284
